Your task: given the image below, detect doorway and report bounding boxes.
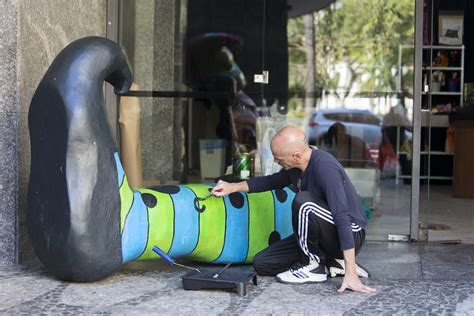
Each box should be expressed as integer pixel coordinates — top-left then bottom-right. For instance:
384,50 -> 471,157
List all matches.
418,0 -> 474,243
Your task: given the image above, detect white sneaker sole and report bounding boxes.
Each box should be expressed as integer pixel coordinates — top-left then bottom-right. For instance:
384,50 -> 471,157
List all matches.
329,259 -> 370,278
275,274 -> 327,284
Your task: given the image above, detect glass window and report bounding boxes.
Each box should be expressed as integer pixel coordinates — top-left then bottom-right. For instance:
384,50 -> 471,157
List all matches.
118,0 -> 422,242
264,0 -> 415,240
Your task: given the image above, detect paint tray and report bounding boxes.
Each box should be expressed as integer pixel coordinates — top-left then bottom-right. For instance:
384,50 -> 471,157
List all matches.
181,269 -> 257,296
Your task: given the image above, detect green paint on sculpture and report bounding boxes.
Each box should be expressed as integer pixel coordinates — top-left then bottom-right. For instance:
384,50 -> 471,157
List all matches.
116,163 -> 295,264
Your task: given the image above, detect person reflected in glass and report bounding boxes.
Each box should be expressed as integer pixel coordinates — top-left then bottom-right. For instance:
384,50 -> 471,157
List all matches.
320,122 -> 369,168
186,33 -> 259,155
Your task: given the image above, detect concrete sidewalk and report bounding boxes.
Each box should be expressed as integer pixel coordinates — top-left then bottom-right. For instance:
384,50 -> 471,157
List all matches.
0,242 -> 473,315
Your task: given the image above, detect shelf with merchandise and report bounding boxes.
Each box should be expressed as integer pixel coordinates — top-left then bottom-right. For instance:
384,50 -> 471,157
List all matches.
395,45 -> 462,183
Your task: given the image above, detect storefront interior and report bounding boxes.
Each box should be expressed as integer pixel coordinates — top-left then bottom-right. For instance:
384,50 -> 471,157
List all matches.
116,0 -> 473,244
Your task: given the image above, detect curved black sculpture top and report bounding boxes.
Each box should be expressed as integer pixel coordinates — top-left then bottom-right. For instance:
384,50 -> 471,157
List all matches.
27,37 -> 132,281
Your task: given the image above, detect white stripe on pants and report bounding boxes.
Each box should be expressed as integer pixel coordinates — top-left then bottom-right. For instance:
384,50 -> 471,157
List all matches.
298,201 -> 360,263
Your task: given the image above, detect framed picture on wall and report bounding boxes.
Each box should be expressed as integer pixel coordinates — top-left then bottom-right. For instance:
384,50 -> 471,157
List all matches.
438,11 -> 464,46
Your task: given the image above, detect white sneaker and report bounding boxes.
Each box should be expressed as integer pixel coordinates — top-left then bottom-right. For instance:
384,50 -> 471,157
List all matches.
276,260 -> 327,284
327,259 -> 370,278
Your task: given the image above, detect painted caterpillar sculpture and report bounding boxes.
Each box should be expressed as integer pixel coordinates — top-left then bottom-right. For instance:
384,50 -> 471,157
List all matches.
27,36 -> 295,282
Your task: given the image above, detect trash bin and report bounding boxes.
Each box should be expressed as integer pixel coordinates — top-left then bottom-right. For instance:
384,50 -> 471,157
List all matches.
199,139 -> 228,179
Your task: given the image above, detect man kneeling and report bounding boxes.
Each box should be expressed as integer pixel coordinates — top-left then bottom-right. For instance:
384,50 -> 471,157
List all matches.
212,126 -> 376,293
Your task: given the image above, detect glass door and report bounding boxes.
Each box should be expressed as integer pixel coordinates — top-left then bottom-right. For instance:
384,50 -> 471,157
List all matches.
262,0 -> 416,241
420,0 -> 473,243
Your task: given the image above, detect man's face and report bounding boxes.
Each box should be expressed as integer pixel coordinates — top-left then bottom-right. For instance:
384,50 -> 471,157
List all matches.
271,135 -> 299,170
270,127 -> 308,170
272,149 -> 294,170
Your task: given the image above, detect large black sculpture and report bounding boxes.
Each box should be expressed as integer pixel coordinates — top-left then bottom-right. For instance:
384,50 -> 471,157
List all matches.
27,37 -> 132,281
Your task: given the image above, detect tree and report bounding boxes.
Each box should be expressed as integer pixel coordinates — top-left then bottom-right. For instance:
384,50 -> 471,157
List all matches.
288,0 -> 415,109
304,14 -> 316,110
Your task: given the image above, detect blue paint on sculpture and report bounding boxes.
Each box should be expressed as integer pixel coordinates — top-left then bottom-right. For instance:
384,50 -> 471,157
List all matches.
216,193 -> 250,263
166,187 -> 200,258
114,152 -> 125,187
121,191 -> 149,263
274,188 -> 294,238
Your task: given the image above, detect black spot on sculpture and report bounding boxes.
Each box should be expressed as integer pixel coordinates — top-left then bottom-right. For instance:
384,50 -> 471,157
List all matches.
229,192 -> 244,209
141,193 -> 157,208
27,36 -> 132,281
275,189 -> 288,203
148,185 -> 181,194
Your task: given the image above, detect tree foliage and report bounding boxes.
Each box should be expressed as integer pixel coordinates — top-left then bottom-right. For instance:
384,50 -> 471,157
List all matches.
288,0 -> 415,98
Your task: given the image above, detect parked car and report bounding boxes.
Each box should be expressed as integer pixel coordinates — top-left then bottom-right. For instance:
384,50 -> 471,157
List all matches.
306,108 -> 383,148
306,108 -> 383,165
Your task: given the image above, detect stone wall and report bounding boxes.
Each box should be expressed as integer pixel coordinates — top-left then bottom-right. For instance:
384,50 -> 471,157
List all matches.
122,0 -> 183,182
149,1 -> 183,181
0,0 -> 20,265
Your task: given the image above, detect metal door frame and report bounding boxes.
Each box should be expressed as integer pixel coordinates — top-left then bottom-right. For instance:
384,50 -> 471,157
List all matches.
410,0 -> 424,241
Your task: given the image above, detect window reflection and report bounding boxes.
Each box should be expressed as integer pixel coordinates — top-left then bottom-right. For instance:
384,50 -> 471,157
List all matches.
185,33 -> 261,156
118,0 -> 416,241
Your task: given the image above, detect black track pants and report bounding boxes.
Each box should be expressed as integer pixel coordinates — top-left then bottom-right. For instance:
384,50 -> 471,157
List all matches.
253,191 -> 365,276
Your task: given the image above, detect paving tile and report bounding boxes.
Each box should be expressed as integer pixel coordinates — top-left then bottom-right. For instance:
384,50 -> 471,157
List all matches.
0,243 -> 473,314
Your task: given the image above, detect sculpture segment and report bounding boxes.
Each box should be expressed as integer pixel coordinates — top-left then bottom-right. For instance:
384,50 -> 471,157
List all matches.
115,154 -> 296,264
27,37 -> 132,281
27,36 -> 295,282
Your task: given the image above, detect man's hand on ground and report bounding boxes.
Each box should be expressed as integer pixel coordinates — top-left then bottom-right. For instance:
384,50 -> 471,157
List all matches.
337,273 -> 376,294
339,248 -> 376,294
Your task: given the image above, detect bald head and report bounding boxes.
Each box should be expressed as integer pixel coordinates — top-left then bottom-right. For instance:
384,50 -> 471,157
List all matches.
271,126 -> 308,157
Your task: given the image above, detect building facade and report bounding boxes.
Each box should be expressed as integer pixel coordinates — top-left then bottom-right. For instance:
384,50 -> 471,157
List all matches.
1,0 -> 472,265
